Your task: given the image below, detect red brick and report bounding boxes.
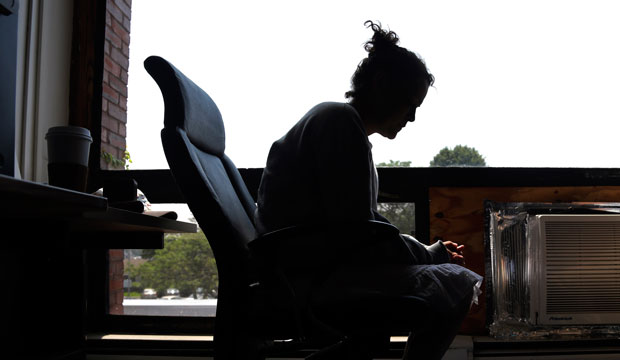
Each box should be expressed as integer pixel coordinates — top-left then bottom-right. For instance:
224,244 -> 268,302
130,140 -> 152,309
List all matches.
109,133 -> 126,149
111,18 -> 130,45
101,144 -> 114,154
119,95 -> 127,110
121,42 -> 129,57
102,83 -> 119,104
108,263 -> 120,275
105,11 -> 111,26
109,101 -> 127,123
101,142 -> 116,154
104,56 -> 121,77
102,98 -> 108,112
116,0 -> 131,19
108,258 -> 119,270
101,113 -> 119,132
112,266 -> 123,274
120,69 -> 128,83
123,16 -> 131,32
109,306 -> 122,315
109,278 -> 124,291
109,75 -> 128,97
107,1 -> 123,23
111,257 -> 123,268
101,127 -> 108,142
104,40 -> 110,55
101,143 -> 120,169
109,297 -> 121,308
110,47 -> 129,70
105,26 -> 122,49
119,122 -> 126,137
110,249 -> 124,259
116,291 -> 124,304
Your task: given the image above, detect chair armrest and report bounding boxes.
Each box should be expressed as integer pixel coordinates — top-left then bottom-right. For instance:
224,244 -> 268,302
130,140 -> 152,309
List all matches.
248,220 -> 402,272
254,219 -> 398,242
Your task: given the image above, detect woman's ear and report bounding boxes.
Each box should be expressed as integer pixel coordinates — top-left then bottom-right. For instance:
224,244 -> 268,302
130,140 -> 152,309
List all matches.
370,70 -> 395,111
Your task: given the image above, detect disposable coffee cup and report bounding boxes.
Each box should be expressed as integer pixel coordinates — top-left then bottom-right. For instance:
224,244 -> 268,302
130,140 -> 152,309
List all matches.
46,126 -> 93,192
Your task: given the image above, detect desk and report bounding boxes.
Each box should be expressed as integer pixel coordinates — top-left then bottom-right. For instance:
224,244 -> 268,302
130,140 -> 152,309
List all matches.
1,174 -> 196,248
0,174 -> 197,359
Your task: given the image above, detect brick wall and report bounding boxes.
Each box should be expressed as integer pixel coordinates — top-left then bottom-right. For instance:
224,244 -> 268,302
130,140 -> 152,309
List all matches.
101,0 -> 131,170
108,249 -> 125,315
103,0 -> 132,314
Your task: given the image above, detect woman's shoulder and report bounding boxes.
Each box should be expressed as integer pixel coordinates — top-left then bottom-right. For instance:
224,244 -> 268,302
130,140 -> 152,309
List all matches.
310,102 -> 358,117
304,102 -> 362,130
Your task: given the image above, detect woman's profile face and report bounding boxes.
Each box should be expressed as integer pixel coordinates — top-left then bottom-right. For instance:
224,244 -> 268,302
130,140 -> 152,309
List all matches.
375,85 -> 429,139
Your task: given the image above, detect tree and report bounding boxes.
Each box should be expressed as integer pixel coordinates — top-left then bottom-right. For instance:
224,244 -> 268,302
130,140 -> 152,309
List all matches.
429,145 -> 486,167
377,160 -> 411,167
135,230 -> 218,298
376,161 -> 416,236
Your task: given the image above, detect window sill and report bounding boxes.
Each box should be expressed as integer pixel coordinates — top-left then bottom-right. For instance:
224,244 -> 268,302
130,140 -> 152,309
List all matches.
86,333 -> 214,357
88,333 -> 213,341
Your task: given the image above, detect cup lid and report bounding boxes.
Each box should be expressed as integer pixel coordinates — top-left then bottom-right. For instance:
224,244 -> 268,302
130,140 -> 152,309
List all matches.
46,126 -> 93,142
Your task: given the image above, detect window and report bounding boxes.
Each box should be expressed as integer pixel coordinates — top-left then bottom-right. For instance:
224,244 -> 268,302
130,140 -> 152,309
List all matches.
106,0 -> 620,323
83,0 -> 620,337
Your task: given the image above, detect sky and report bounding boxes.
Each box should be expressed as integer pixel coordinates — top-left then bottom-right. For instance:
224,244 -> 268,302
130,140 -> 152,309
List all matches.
126,0 -> 620,171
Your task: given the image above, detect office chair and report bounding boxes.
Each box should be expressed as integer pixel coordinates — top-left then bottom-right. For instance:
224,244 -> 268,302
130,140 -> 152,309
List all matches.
145,55 -> 434,359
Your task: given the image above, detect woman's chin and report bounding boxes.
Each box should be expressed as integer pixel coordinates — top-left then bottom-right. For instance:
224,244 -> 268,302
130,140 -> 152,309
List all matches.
385,133 -> 398,140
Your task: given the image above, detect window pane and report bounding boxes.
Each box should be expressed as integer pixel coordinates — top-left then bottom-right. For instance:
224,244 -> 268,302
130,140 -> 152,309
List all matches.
126,0 -> 620,169
112,230 -> 218,317
376,202 -> 415,237
109,205 -> 218,317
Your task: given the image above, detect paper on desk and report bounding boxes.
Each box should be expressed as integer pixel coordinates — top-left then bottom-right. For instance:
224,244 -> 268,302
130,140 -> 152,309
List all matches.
143,210 -> 178,220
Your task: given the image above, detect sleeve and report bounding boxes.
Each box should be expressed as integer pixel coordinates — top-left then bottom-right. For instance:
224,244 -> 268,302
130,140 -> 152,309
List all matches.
310,106 -> 375,223
401,234 -> 451,265
426,240 -> 451,264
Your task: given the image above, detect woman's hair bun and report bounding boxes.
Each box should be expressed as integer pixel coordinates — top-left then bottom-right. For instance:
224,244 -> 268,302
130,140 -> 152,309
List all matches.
364,21 -> 400,56
345,20 -> 434,102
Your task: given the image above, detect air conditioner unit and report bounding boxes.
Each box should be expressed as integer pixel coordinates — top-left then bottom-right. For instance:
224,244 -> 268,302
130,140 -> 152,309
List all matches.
530,214 -> 620,326
486,203 -> 620,338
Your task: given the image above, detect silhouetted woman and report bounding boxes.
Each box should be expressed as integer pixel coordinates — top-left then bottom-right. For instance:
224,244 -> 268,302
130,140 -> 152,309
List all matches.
255,21 -> 482,360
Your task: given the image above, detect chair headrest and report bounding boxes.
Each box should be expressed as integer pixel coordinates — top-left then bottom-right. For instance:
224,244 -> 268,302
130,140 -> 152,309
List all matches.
144,55 -> 225,156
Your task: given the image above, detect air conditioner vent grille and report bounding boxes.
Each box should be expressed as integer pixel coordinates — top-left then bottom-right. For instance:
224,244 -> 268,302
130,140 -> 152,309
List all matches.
544,220 -> 620,314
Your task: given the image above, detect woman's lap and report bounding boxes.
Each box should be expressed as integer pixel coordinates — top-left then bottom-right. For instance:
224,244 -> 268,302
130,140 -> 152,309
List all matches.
318,263 -> 482,314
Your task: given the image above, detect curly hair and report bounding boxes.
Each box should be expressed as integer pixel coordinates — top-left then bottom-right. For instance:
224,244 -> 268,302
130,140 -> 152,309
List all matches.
345,21 -> 434,106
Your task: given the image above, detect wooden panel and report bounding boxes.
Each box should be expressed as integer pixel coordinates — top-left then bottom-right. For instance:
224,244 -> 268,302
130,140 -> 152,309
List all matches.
428,186 -> 620,335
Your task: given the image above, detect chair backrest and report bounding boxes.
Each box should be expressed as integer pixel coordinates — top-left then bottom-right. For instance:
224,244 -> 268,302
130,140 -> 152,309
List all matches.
144,55 -> 258,279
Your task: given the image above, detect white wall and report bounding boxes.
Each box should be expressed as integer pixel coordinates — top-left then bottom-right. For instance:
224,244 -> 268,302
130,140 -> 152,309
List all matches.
15,0 -> 74,182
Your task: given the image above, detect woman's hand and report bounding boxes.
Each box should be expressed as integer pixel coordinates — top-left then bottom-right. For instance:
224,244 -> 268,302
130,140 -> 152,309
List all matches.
443,241 -> 465,265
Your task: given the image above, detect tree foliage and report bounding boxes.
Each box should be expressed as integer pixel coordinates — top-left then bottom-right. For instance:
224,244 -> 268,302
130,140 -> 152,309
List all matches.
429,145 -> 486,167
377,160 -> 412,167
375,160 -> 415,236
377,202 -> 416,236
134,230 -> 218,298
